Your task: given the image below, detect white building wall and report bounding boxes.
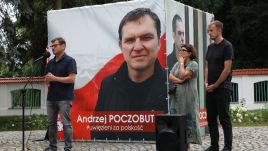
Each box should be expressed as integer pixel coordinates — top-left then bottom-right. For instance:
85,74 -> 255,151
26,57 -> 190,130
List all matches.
232,75 -> 268,109
0,82 -> 47,116
1,74 -> 267,116
0,84 -> 8,112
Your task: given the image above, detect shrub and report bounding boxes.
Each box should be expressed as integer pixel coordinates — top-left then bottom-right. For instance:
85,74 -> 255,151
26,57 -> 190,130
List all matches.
0,114 -> 47,131
230,98 -> 267,125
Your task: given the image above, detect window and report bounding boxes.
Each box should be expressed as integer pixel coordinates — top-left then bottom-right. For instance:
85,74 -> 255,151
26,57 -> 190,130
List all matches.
230,82 -> 239,103
11,89 -> 41,108
254,81 -> 268,103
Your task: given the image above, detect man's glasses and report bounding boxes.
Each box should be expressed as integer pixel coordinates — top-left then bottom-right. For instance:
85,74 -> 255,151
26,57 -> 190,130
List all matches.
50,43 -> 61,48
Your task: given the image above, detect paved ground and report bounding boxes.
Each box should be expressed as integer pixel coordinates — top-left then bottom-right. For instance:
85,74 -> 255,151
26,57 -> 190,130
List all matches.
0,126 -> 268,151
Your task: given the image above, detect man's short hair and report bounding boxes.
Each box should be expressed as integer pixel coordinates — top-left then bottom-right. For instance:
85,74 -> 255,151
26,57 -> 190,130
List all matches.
51,37 -> 66,45
118,8 -> 161,41
172,14 -> 182,33
209,20 -> 223,31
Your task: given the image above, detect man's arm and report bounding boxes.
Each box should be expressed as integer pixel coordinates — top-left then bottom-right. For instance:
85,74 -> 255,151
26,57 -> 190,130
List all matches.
205,61 -> 208,90
45,72 -> 76,84
207,59 -> 232,92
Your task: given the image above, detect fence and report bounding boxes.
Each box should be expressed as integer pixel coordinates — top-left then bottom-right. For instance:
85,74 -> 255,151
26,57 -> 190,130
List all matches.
11,89 -> 41,108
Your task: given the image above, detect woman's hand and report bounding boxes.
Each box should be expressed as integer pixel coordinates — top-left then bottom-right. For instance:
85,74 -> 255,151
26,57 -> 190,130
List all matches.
179,55 -> 185,64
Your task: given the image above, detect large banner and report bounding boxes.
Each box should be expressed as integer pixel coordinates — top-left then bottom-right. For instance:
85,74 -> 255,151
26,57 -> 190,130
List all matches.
165,0 -> 214,131
47,0 -> 213,140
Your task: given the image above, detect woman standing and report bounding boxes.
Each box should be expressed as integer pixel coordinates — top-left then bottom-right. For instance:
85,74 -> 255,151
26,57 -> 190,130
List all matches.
169,44 -> 202,146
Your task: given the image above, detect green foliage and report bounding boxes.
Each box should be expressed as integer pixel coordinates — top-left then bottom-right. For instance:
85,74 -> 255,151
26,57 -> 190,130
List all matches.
0,0 -> 55,77
0,63 -> 16,77
178,0 -> 224,13
230,99 -> 268,126
0,1 -> 23,76
227,0 -> 268,69
179,0 -> 268,69
61,0 -> 126,8
1,0 -> 268,78
0,114 -> 47,131
231,106 -> 261,123
0,0 -> 127,77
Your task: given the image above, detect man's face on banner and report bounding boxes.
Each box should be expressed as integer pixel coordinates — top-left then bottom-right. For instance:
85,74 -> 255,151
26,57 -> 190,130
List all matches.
119,15 -> 160,72
173,20 -> 184,51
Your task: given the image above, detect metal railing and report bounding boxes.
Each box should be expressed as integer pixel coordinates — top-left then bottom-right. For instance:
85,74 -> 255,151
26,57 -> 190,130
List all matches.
254,81 -> 268,103
231,82 -> 239,103
11,89 -> 41,108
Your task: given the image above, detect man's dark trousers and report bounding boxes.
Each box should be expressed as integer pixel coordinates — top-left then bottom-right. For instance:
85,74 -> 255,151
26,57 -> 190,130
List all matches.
206,88 -> 232,149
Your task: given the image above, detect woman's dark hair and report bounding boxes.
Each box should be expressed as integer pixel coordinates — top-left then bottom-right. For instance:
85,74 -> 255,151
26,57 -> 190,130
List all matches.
181,43 -> 197,60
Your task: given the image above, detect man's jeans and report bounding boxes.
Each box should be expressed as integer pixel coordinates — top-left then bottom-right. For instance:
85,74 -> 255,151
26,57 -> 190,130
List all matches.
47,100 -> 73,150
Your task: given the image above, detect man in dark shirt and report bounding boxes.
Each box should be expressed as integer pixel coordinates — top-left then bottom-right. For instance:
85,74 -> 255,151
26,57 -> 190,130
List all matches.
93,8 -> 167,140
205,20 -> 234,151
45,37 -> 77,151
167,14 -> 184,73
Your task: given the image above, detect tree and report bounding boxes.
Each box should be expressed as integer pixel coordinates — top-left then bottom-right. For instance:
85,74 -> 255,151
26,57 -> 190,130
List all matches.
1,0 -> 267,78
0,0 -> 22,77
180,0 -> 268,69
227,0 -> 268,68
0,0 -> 127,77
0,0 -> 54,77
16,0 -> 54,76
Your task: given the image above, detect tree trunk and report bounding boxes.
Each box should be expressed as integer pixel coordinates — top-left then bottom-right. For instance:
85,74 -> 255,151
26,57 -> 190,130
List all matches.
55,0 -> 62,10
